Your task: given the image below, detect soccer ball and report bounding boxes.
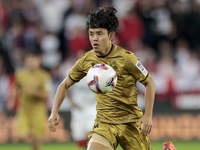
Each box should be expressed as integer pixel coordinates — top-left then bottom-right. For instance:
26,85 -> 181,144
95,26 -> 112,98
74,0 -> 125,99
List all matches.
87,64 -> 117,93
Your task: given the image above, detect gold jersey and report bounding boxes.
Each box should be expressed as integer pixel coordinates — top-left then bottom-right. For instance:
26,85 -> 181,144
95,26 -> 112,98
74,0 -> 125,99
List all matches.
15,68 -> 51,110
68,44 -> 150,124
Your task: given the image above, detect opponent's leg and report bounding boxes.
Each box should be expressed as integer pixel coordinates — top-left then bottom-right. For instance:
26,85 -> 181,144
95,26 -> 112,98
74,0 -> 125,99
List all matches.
87,134 -> 113,150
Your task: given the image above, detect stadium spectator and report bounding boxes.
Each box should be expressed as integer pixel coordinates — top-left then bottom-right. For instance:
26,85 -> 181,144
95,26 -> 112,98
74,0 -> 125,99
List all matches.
117,5 -> 144,52
0,0 -> 9,27
64,6 -> 91,58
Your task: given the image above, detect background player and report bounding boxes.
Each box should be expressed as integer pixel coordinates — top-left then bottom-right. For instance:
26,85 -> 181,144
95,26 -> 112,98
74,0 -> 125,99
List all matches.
48,5 -> 155,150
68,76 -> 96,149
8,50 -> 52,150
58,50 -> 97,149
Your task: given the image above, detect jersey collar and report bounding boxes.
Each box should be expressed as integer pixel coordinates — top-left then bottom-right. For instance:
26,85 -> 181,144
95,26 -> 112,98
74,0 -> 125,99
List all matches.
96,44 -> 113,58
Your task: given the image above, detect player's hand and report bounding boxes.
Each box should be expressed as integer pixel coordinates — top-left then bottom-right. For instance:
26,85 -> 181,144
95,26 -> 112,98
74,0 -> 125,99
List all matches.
47,112 -> 60,132
24,85 -> 35,95
138,114 -> 153,136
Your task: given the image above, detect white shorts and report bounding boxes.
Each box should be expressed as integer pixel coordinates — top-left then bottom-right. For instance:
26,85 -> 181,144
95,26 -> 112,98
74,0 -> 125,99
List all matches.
70,106 -> 96,141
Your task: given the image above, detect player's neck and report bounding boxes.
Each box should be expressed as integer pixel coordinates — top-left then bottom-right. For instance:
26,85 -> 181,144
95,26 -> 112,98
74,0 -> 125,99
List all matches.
105,44 -> 112,55
26,67 -> 39,72
97,44 -> 113,58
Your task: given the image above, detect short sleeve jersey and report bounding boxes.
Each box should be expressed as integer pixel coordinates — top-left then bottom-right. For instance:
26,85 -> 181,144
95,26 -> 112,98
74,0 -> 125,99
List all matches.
68,44 -> 150,124
15,68 -> 51,110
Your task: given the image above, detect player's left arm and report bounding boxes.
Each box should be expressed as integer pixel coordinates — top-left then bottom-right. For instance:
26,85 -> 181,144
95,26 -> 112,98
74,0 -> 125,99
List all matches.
138,76 -> 155,136
125,53 -> 156,136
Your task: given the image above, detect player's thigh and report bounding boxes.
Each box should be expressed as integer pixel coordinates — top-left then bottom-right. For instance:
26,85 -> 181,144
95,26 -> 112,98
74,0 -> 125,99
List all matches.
16,109 -> 29,136
88,121 -> 118,149
31,110 -> 46,138
87,142 -> 112,150
87,134 -> 113,150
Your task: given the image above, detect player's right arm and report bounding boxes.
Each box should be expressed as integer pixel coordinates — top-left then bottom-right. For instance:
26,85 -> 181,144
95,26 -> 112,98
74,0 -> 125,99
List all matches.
48,52 -> 87,132
48,77 -> 75,132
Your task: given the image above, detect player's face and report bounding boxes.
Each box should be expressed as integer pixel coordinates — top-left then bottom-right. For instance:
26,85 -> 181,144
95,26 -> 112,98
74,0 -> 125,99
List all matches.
88,28 -> 115,56
25,54 -> 41,71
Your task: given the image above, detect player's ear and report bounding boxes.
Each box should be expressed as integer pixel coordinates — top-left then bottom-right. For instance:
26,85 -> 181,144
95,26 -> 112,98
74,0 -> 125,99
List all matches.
109,31 -> 115,41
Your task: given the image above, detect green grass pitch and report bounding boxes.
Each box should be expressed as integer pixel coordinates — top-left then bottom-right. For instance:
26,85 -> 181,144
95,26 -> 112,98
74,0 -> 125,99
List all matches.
0,140 -> 199,150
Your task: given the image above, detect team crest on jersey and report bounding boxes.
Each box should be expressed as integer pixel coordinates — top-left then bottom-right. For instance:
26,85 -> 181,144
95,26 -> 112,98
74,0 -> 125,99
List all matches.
136,61 -> 148,76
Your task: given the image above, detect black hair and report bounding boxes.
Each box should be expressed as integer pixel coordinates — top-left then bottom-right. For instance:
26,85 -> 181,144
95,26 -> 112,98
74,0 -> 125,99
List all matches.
86,5 -> 119,34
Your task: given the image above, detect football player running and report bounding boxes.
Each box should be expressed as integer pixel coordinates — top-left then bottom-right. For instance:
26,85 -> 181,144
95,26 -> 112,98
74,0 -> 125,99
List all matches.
48,5 -> 155,150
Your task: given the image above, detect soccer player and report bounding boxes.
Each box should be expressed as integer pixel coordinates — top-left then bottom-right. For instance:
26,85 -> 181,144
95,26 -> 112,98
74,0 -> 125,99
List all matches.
69,76 -> 97,149
9,50 -> 51,150
48,5 -> 155,150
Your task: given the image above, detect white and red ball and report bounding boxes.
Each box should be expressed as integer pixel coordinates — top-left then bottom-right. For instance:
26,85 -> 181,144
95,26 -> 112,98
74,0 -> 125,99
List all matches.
87,64 -> 117,93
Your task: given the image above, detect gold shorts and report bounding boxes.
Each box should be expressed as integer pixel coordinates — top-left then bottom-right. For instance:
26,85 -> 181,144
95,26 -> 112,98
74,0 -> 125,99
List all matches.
16,107 -> 46,138
88,121 -> 153,150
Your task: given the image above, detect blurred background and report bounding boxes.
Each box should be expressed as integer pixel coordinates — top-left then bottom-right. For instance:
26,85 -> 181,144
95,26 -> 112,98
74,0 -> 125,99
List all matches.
0,0 -> 200,149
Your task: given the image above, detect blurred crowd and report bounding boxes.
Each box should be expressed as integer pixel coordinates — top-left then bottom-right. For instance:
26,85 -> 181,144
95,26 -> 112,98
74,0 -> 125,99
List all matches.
1,0 -> 200,114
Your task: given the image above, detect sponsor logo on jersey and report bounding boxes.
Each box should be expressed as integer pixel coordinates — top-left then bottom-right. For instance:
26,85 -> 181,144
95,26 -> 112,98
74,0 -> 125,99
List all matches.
136,61 -> 148,76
